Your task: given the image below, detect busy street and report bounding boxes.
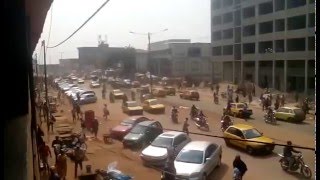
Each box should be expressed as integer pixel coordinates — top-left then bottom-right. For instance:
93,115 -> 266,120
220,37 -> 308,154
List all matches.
36,75 -> 315,180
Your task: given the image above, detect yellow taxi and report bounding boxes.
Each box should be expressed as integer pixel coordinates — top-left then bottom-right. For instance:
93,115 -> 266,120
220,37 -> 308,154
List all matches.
111,89 -> 125,99
122,101 -> 143,115
142,99 -> 165,114
223,103 -> 253,118
152,88 -> 167,97
223,124 -> 275,155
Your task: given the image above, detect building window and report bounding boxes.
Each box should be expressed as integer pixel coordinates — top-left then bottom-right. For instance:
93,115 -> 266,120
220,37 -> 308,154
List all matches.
275,19 -> 285,31
212,46 -> 222,56
234,27 -> 241,43
287,15 -> 306,30
308,37 -> 315,50
223,12 -> 233,23
259,1 -> 273,15
223,45 -> 233,55
175,61 -> 185,72
259,41 -> 273,53
243,43 -> 255,54
243,24 -> 255,36
234,44 -> 241,60
212,0 -> 221,10
259,21 -> 273,34
212,31 -> 222,41
234,10 -> 241,26
223,28 -> 234,39
223,0 -> 233,7
191,62 -> 199,72
275,0 -> 285,11
275,40 -> 285,52
243,6 -> 255,19
287,0 -> 306,9
188,47 -> 201,57
309,13 -> 315,27
212,15 -> 222,25
287,38 -> 306,51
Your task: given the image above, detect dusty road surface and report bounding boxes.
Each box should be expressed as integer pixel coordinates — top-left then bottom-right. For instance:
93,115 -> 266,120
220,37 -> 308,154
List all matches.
41,81 -> 315,180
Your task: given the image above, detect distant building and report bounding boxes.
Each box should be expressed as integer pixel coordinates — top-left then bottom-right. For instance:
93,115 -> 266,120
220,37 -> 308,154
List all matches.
210,0 -> 315,94
77,43 -> 136,76
38,64 -> 61,76
150,39 -> 212,81
59,58 -> 79,73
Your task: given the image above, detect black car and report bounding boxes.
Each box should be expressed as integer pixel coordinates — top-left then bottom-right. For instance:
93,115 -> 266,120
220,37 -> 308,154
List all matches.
122,120 -> 163,149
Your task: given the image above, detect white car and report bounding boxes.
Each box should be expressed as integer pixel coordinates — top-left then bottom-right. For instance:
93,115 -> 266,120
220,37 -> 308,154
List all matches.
90,81 -> 100,88
77,78 -> 85,84
174,141 -> 222,180
140,131 -> 191,166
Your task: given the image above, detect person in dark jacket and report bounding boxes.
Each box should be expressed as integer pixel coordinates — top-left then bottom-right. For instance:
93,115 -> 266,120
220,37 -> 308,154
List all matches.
162,148 -> 176,180
283,141 -> 301,169
92,118 -> 99,138
233,155 -> 247,179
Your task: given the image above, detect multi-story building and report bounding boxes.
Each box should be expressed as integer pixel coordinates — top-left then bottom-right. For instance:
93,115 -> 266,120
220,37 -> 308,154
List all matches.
150,39 -> 212,82
211,0 -> 315,94
135,49 -> 148,73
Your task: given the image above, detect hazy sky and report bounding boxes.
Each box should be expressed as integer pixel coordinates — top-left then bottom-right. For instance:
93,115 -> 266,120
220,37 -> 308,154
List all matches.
34,0 -> 210,64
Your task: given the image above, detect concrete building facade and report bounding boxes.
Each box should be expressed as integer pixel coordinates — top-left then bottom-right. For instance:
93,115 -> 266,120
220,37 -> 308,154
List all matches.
135,49 -> 148,73
59,58 -> 79,73
211,0 -> 315,94
150,39 -> 213,81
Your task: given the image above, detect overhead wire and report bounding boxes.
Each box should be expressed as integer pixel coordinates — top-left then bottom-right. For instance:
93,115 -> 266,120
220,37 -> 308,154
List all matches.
47,0 -> 111,48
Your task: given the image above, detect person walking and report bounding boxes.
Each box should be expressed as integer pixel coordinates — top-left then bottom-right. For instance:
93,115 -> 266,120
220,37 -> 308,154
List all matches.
162,148 -> 176,180
233,167 -> 242,180
233,155 -> 247,180
92,118 -> 99,138
182,118 -> 189,136
51,136 -> 62,163
235,95 -> 239,103
102,88 -> 106,99
73,146 -> 85,178
103,104 -> 109,120
56,151 -> 67,180
39,142 -> 52,172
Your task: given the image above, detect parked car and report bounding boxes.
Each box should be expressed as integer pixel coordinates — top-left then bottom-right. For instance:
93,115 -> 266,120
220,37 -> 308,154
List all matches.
140,131 -> 191,166
123,120 -> 163,149
163,86 -> 176,96
152,88 -> 167,97
223,124 -> 275,155
90,81 -> 101,88
223,103 -> 253,118
110,116 -> 150,140
122,101 -> 143,115
142,99 -> 165,114
79,93 -> 97,105
274,107 -> 306,123
140,93 -> 153,102
174,141 -> 222,180
179,90 -> 200,101
77,78 -> 85,84
111,89 -> 125,99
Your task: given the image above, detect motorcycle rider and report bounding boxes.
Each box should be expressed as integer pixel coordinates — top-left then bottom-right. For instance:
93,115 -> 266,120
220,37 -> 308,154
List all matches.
221,114 -> 232,130
283,141 -> 301,170
171,106 -> 178,122
198,110 -> 207,126
266,107 -> 274,122
190,105 -> 197,118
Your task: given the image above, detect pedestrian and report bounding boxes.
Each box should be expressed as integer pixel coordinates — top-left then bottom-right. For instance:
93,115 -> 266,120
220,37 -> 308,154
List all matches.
56,151 -> 67,180
38,141 -> 52,172
103,104 -> 109,120
72,108 -> 76,122
109,92 -> 114,103
76,92 -> 81,103
162,148 -> 176,180
48,115 -> 55,133
51,136 -> 62,162
92,118 -> 99,138
102,88 -> 106,99
43,101 -> 49,123
233,167 -> 242,180
73,146 -> 85,178
233,155 -> 247,180
182,118 -> 189,136
216,83 -> 220,94
252,84 -> 255,97
235,95 -> 239,103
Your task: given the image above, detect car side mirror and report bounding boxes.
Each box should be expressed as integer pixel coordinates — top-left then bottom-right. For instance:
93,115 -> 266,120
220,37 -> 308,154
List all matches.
205,158 -> 210,162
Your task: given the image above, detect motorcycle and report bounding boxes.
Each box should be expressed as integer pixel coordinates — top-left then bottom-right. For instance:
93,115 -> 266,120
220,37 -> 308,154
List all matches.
279,153 -> 312,179
171,111 -> 178,123
221,118 -> 233,132
264,112 -> 277,125
194,116 -> 210,131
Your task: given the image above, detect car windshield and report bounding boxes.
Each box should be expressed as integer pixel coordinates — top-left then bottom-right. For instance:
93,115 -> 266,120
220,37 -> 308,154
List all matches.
237,104 -> 245,109
130,125 -> 147,134
127,102 -> 138,107
294,109 -> 304,115
121,119 -> 135,126
151,137 -> 173,148
243,128 -> 262,139
149,100 -> 159,105
175,150 -> 203,164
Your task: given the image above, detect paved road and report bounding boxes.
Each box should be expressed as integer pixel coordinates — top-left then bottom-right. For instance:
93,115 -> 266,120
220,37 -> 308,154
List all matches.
75,82 -> 315,180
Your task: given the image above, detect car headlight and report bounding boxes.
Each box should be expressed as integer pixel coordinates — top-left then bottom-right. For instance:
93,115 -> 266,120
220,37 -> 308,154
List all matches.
189,172 -> 201,178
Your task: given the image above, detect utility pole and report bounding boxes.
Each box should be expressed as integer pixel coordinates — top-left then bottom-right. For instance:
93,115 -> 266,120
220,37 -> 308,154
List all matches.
42,40 -> 50,133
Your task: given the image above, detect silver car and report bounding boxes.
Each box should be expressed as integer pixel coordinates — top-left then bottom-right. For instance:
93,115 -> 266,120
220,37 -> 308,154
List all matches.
174,141 -> 222,180
79,93 -> 97,105
140,131 -> 191,166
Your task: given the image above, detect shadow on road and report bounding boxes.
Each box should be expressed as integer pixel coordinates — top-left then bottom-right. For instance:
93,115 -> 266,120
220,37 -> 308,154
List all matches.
208,163 -> 230,179
226,145 -> 279,159
284,170 -> 315,180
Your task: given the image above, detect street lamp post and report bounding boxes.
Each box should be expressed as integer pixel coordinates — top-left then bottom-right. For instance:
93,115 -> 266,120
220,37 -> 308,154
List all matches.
129,29 -> 168,94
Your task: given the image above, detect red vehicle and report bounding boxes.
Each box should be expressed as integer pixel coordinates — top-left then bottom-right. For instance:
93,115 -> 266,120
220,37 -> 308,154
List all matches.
110,116 -> 150,140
